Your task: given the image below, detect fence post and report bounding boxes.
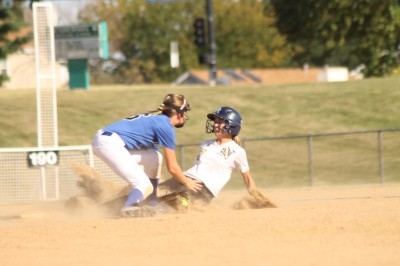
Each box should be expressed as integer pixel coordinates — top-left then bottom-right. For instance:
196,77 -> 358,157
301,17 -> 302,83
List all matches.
307,135 -> 314,186
378,130 -> 385,184
178,145 -> 185,168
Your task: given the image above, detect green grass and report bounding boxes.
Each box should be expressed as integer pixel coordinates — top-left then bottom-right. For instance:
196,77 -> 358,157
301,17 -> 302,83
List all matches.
1,77 -> 400,187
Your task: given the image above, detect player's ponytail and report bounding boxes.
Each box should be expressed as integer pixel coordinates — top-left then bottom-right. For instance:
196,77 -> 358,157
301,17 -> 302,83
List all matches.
233,135 -> 241,145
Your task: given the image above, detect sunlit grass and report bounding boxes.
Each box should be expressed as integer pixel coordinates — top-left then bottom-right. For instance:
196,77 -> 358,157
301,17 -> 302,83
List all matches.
1,77 -> 400,187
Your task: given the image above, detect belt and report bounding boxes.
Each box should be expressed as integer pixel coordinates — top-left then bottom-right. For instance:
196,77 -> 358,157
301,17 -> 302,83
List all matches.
102,131 -> 114,136
101,131 -> 129,150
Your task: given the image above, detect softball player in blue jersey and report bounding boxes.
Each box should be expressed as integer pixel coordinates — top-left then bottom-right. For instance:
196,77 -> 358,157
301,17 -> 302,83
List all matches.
92,94 -> 202,217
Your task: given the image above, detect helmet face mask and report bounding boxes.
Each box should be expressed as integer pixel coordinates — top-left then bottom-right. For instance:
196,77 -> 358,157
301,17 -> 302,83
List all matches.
206,115 -> 227,133
205,107 -> 242,135
206,118 -> 215,133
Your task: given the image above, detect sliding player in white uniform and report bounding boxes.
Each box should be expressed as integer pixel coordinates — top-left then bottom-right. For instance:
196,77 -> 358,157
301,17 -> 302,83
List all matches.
157,106 -> 258,206
92,94 -> 202,217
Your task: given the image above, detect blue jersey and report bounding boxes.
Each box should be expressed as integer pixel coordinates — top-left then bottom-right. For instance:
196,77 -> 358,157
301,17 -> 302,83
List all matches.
103,114 -> 175,150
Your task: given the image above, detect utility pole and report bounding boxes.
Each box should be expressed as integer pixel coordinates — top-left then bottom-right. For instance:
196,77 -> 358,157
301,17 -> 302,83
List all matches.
206,0 -> 217,86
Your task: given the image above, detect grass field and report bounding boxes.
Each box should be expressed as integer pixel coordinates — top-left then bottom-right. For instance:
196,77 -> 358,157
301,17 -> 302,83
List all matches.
1,77 -> 400,187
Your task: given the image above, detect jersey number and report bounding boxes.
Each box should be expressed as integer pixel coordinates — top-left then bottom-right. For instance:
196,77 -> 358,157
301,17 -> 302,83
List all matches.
125,113 -> 152,120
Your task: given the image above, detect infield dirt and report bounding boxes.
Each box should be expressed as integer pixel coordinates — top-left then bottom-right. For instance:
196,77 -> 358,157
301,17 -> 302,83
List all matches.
0,185 -> 399,266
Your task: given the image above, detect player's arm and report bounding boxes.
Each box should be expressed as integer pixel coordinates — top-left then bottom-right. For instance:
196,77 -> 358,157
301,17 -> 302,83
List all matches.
240,171 -> 277,208
241,171 -> 277,208
163,147 -> 202,192
241,171 -> 257,193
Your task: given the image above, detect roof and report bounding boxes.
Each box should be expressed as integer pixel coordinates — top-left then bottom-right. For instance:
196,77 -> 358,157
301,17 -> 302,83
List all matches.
174,68 -> 323,86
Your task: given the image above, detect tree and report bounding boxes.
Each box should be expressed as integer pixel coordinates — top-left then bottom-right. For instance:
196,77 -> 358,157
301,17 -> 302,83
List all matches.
269,0 -> 400,77
214,0 -> 293,68
79,0 -> 203,83
0,4 -> 32,86
79,0 -> 294,84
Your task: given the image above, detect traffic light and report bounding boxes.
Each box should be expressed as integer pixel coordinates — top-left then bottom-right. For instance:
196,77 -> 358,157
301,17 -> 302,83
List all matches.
193,18 -> 206,48
198,54 -> 209,65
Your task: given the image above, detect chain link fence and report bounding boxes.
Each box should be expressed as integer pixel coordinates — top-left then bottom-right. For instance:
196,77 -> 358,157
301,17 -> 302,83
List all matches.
1,129 -> 399,204
0,146 -> 121,204
177,129 -> 400,188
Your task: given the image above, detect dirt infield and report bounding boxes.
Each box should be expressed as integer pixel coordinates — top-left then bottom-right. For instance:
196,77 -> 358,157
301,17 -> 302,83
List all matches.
0,185 -> 399,266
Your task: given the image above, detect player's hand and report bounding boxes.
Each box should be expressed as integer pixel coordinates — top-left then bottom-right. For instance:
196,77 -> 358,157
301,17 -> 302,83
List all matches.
184,178 -> 203,192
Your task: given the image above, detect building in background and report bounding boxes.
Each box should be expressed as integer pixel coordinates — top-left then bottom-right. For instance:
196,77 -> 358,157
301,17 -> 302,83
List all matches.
1,2 -> 68,89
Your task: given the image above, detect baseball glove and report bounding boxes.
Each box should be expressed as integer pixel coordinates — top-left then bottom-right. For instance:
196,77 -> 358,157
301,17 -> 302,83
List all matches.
158,191 -> 190,213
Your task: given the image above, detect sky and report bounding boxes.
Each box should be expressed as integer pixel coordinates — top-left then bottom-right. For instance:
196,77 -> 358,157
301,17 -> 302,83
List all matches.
47,0 -> 94,25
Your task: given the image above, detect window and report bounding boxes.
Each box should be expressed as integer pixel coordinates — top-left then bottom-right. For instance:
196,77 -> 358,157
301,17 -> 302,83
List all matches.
0,59 -> 8,76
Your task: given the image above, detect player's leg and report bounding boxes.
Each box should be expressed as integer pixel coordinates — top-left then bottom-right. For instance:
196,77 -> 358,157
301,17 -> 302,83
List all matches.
158,177 -> 186,196
130,149 -> 163,205
190,185 -> 214,206
158,178 -> 214,207
92,131 -> 153,208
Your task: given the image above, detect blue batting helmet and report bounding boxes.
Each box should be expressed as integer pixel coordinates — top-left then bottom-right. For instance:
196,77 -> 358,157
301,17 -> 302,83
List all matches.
206,106 -> 243,135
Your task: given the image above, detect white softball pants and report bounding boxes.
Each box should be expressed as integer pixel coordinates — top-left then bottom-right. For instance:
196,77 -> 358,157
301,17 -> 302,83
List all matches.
91,130 -> 162,198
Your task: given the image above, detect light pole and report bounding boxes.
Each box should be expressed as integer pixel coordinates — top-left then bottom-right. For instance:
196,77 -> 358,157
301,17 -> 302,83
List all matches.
206,0 -> 217,86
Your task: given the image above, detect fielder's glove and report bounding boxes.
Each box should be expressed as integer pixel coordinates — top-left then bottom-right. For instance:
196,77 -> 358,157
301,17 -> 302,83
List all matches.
158,191 -> 190,213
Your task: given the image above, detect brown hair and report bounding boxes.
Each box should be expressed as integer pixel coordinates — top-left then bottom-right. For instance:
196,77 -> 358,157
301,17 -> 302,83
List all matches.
147,94 -> 190,117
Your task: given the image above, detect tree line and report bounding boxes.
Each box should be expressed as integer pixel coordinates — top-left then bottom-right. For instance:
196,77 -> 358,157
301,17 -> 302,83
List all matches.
1,0 -> 400,85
